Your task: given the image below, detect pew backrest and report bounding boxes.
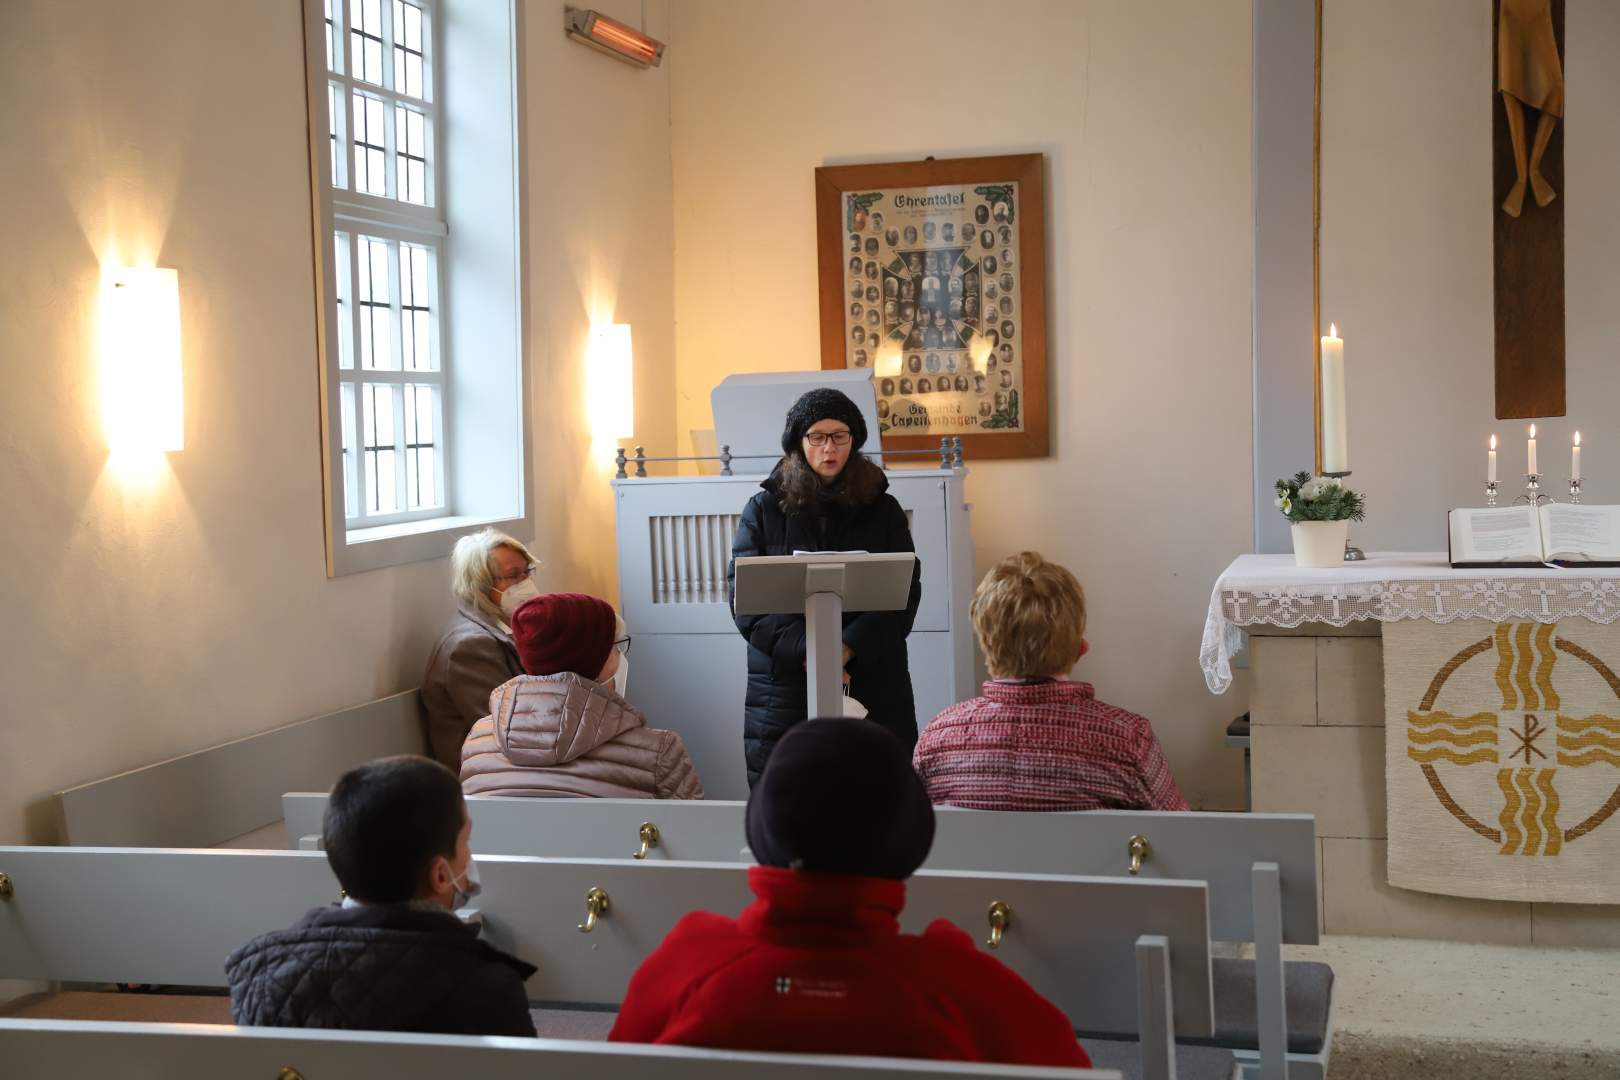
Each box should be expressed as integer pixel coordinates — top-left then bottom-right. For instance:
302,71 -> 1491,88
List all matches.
284,795 -> 1316,943
2,1020 -> 1123,1080
929,808 -> 1318,945
55,691 -> 424,847
0,846 -> 1214,1039
284,792 -> 750,862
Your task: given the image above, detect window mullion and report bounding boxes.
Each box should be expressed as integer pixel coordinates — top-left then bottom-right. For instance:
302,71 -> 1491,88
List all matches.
344,378 -> 363,524
393,383 -> 410,513
345,234 -> 371,522
428,237 -> 450,512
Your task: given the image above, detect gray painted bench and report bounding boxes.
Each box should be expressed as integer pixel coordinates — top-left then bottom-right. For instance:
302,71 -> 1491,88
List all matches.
2,1020 -> 1125,1080
283,796 -> 1328,1080
53,690 -> 424,847
0,846 -> 1224,1080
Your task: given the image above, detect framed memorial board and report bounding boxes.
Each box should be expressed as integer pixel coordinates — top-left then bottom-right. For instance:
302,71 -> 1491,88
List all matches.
815,153 -> 1049,459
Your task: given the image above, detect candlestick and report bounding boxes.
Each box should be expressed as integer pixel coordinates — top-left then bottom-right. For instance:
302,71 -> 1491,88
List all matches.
1516,472 -> 1549,507
1488,433 -> 1497,483
1320,323 -> 1347,473
1570,477 -> 1583,505
1528,423 -> 1538,476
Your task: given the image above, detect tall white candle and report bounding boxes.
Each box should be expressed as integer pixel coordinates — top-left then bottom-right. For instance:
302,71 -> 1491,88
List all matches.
1573,431 -> 1581,481
1320,323 -> 1347,473
1489,434 -> 1497,482
1528,424 -> 1538,475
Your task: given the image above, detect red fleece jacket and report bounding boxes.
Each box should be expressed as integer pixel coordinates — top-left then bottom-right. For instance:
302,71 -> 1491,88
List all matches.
608,865 -> 1090,1067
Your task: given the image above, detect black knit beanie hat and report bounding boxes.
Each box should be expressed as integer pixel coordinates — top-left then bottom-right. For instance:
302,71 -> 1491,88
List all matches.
745,718 -> 935,880
780,388 -> 869,458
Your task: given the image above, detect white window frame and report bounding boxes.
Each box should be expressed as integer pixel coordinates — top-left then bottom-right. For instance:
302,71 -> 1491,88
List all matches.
301,0 -> 532,576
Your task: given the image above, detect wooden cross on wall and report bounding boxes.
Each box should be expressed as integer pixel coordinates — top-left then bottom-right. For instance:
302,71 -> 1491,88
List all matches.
1493,0 -> 1567,420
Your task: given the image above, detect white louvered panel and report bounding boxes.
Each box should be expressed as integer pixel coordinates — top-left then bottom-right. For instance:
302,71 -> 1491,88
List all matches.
647,512 -> 739,605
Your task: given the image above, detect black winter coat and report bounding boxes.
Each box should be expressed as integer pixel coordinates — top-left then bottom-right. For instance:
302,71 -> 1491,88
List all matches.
729,457 -> 923,786
225,903 -> 537,1036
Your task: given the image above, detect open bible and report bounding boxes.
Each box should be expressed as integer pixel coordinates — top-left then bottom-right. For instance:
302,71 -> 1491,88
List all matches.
1448,504 -> 1620,568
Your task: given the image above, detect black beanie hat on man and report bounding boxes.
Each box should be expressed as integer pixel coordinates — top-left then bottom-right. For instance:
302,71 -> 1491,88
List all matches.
745,717 -> 935,880
780,388 -> 868,459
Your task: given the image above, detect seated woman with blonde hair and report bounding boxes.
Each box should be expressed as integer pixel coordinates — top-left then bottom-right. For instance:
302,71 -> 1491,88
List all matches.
421,528 -> 541,767
913,551 -> 1186,812
460,593 -> 703,800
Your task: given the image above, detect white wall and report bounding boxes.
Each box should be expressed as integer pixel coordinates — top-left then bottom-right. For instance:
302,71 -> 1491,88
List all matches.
0,0 -> 674,844
668,0 -> 1256,808
1321,0 -> 1620,550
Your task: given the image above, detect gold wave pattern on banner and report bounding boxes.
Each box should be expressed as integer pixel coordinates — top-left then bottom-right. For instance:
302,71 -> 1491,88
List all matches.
1407,727 -> 1500,747
1534,769 -> 1561,855
1410,746 -> 1499,765
1554,715 -> 1620,734
1498,768 -> 1523,851
1495,623 -> 1560,710
1555,731 -> 1620,752
1408,710 -> 1498,730
1557,748 -> 1620,768
1497,768 -> 1562,856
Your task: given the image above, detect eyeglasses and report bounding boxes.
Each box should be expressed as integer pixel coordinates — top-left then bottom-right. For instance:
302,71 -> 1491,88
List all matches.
493,563 -> 537,586
804,431 -> 853,448
613,636 -> 632,656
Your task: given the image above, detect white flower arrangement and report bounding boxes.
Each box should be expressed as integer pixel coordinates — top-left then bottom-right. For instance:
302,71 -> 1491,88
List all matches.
1274,470 -> 1366,524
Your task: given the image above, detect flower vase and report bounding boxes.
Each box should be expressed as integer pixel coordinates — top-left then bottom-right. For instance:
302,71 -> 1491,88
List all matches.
1291,520 -> 1349,568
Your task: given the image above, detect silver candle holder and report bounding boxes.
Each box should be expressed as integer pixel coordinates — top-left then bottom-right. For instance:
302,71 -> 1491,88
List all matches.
1569,477 -> 1583,504
1321,470 -> 1366,561
1515,472 -> 1552,507
1485,479 -> 1499,507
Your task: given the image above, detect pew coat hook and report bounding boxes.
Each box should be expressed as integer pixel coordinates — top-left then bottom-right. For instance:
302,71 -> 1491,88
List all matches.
578,886 -> 611,933
1127,834 -> 1151,875
985,900 -> 1011,948
633,822 -> 661,860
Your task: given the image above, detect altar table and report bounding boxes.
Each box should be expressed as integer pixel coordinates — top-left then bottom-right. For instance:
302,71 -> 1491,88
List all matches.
1202,554 -> 1620,946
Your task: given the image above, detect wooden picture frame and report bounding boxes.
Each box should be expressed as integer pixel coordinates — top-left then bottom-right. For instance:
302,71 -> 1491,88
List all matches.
815,153 -> 1049,460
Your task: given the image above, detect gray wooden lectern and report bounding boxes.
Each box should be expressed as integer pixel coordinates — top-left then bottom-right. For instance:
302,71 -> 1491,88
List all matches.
732,552 -> 918,720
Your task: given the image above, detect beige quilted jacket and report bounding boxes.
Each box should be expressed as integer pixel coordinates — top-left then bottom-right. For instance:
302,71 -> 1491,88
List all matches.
459,674 -> 704,800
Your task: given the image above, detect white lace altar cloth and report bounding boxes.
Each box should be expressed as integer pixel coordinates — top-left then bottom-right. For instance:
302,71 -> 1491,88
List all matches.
1201,553 -> 1620,693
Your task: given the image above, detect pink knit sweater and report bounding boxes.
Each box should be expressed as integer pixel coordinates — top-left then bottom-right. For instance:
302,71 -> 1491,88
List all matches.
913,679 -> 1188,811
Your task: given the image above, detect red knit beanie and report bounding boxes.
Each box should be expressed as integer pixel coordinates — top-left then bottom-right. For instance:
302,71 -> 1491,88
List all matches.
512,593 -> 617,679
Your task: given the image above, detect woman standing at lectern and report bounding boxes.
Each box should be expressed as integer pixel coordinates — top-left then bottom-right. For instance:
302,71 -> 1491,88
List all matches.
729,389 -> 923,787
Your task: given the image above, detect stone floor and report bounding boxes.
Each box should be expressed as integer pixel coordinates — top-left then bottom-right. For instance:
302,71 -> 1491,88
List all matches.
1293,934 -> 1620,1079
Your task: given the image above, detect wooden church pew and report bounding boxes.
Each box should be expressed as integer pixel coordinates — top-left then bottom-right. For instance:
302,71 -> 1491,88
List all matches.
0,846 -> 1223,1080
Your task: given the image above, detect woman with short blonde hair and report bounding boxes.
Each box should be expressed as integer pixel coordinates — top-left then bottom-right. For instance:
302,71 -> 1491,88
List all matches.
971,551 -> 1086,680
421,528 -> 540,766
914,551 -> 1187,812
450,529 -> 538,624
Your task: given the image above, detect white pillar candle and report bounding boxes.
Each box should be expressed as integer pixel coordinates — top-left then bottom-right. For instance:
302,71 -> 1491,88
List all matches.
1489,434 -> 1497,482
1528,424 -> 1538,475
1320,323 -> 1347,473
1573,431 -> 1581,481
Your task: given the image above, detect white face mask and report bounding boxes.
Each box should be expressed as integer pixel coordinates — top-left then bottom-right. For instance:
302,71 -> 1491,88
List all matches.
498,578 -> 540,620
611,653 -> 630,698
450,858 -> 482,910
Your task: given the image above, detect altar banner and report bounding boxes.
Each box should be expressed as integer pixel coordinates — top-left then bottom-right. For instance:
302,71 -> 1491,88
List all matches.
1385,618 -> 1620,903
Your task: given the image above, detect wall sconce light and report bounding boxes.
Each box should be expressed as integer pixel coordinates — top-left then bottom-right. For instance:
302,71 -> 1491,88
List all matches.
589,323 -> 635,440
101,266 -> 184,453
564,8 -> 665,68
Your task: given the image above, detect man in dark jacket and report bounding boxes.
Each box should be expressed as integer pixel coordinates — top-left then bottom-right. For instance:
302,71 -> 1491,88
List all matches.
729,388 -> 924,786
225,756 -> 536,1036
